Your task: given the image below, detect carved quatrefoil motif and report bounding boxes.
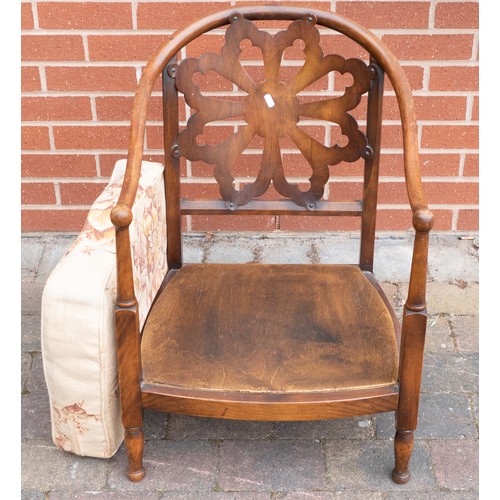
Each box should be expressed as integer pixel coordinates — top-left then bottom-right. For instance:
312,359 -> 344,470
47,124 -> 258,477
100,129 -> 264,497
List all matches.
175,13 -> 372,209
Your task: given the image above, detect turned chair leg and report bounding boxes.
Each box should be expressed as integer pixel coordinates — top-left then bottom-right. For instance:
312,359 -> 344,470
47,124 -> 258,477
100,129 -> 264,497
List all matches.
392,306 -> 427,484
125,426 -> 145,481
392,427 -> 414,484
114,300 -> 146,481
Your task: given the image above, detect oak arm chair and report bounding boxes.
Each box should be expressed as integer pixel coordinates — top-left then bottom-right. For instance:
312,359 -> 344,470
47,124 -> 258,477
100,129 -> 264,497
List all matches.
111,5 -> 434,484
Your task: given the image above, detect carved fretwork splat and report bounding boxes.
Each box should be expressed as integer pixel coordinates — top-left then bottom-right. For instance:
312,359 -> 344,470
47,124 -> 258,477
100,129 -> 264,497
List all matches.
175,13 -> 371,209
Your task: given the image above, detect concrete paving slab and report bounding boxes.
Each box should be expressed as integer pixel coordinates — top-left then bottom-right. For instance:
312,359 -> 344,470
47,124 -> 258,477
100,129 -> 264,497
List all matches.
325,440 -> 434,492
272,416 -> 374,440
160,494 -> 270,499
429,439 -> 479,491
21,314 -> 42,352
108,441 -> 218,492
421,353 -> 478,393
386,492 -> 479,499
218,439 -> 327,492
167,414 -> 274,441
414,282 -> 479,317
276,493 -> 384,499
452,316 -> 479,352
21,238 -> 44,281
374,392 -> 476,440
425,317 -> 455,353
21,282 -> 45,316
21,442 -> 110,491
50,493 -> 160,500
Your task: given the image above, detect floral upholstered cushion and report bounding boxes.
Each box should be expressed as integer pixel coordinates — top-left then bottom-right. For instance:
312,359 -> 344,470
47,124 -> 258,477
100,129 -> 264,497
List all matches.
41,159 -> 168,458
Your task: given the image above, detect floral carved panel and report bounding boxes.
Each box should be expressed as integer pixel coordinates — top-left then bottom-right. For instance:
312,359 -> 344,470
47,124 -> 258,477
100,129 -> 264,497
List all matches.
175,14 -> 372,209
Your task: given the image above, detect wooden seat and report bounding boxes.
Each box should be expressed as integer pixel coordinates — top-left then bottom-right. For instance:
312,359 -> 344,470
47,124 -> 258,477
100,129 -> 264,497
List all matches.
111,5 -> 434,485
142,265 -> 398,397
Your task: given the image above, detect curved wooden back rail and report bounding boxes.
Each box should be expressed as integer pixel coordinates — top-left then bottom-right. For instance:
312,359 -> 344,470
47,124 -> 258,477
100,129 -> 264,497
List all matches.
111,5 -> 434,485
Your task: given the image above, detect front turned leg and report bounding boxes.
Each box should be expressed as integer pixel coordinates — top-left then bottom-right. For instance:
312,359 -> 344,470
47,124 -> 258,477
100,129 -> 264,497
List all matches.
125,426 -> 145,481
392,429 -> 414,484
115,302 -> 146,481
392,306 -> 428,484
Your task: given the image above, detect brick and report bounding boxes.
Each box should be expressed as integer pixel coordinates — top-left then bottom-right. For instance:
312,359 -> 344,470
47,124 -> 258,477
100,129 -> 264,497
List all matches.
137,2 -> 231,29
457,209 -> 478,231
21,66 -> 41,92
38,2 -> 132,29
378,208 -> 453,231
22,96 -> 92,121
382,34 -> 474,60
380,181 -> 478,205
21,2 -> 34,30
463,153 -> 478,176
421,125 -> 479,149
429,66 -> 478,91
435,2 -> 479,29
384,95 -> 468,121
46,66 -> 137,92
53,125 -> 130,150
22,154 -> 97,178
321,33 -> 369,60
472,95 -> 479,120
336,1 -> 430,29
88,34 -> 167,61
430,440 -> 478,490
99,153 -> 128,176
21,35 -> 85,61
419,153 -> 461,177
219,440 -> 327,491
181,182 -> 220,200
96,95 -> 173,122
380,124 -> 403,149
21,183 -> 56,205
59,182 -> 108,205
21,126 -> 51,150
186,34 -> 227,58
325,157 -> 364,177
385,65 -> 424,91
22,209 -> 88,232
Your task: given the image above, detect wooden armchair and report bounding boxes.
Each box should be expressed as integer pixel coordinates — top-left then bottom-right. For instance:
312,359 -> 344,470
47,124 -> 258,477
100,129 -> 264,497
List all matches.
111,5 -> 434,484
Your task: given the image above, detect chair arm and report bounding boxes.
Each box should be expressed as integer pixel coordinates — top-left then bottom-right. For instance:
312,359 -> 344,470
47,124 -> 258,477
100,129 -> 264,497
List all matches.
41,159 -> 167,458
404,209 -> 434,313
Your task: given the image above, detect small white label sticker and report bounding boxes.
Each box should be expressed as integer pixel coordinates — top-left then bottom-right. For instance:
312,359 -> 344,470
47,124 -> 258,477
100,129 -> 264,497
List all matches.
263,93 -> 275,108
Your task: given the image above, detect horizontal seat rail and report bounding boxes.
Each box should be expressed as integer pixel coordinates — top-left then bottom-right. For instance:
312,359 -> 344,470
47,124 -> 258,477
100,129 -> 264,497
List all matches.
180,199 -> 363,216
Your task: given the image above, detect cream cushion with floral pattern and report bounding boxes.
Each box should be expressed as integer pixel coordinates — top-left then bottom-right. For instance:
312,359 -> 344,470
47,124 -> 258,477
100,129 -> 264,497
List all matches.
41,159 -> 168,458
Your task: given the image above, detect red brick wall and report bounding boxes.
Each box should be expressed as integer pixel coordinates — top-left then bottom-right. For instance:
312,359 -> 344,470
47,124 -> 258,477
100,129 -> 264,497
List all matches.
21,0 -> 479,232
